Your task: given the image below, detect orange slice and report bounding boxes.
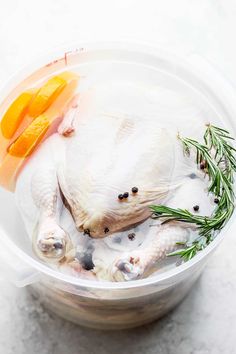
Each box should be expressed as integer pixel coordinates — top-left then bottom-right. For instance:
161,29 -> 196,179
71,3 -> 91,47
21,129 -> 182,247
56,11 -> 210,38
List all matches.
8,74 -> 79,159
0,71 -> 79,190
40,72 -> 79,119
1,90 -> 35,139
28,76 -> 66,117
8,114 -> 50,158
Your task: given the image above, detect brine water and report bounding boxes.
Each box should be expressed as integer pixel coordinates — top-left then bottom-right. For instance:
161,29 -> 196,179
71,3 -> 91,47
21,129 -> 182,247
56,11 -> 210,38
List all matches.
9,50 -> 229,282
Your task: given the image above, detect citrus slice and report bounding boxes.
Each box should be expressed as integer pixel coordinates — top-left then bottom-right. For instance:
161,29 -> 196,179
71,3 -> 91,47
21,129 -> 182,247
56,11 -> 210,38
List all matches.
8,73 -> 79,158
8,114 -> 50,157
1,90 -> 35,139
28,76 -> 66,117
41,72 -> 79,118
0,71 -> 79,191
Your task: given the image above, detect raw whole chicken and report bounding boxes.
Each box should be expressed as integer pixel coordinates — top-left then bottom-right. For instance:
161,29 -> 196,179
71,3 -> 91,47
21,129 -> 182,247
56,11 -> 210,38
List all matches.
15,82 -> 214,281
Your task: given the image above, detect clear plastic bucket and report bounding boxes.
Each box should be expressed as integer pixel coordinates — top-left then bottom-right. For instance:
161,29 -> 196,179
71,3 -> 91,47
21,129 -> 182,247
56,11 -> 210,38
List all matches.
0,42 -> 235,329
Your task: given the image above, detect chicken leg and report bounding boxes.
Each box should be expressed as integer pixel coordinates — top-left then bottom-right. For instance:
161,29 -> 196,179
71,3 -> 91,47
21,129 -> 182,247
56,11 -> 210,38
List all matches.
31,104 -> 80,261
31,167 -> 71,261
110,224 -> 190,281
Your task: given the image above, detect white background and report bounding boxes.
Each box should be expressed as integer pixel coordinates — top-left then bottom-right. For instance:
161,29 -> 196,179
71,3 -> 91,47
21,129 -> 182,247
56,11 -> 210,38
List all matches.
1,1 -> 236,353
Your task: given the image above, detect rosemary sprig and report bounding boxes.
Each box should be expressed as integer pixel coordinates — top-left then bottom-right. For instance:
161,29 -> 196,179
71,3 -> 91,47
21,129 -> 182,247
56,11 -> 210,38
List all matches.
204,125 -> 236,171
150,124 -> 236,261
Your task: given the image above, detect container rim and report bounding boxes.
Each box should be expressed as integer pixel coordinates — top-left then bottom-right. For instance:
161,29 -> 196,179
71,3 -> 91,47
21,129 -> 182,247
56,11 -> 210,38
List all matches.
0,40 -> 235,290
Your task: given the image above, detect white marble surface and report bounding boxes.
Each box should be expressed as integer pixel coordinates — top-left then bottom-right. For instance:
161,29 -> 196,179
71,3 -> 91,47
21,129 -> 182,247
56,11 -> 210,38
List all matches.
1,0 -> 236,353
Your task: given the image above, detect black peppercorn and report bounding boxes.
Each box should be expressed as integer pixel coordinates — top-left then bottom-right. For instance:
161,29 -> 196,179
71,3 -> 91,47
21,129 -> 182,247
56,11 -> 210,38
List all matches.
123,192 -> 129,198
128,233 -> 135,241
84,229 -> 91,236
104,227 -> 109,234
193,205 -> 199,212
132,187 -> 138,193
118,194 -> 124,200
214,198 -> 219,204
200,161 -> 206,170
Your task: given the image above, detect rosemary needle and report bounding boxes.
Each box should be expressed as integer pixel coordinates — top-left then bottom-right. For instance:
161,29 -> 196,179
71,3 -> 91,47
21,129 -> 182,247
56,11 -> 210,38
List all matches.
150,124 -> 236,261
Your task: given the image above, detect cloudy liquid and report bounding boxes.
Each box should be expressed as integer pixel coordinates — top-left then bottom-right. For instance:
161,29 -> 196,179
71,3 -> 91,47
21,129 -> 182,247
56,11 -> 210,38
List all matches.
14,53 -> 228,282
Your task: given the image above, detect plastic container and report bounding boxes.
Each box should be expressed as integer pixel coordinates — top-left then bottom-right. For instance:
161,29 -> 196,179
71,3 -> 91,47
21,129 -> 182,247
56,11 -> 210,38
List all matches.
0,42 -> 235,330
